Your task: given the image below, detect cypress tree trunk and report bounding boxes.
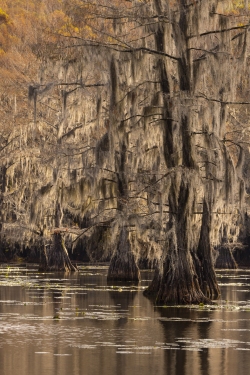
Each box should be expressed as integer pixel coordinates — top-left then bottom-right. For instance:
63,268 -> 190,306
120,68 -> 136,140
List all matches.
0,167 -> 7,263
38,244 -> 48,271
39,201 -> 77,272
195,200 -> 220,299
215,245 -> 238,269
0,247 -> 7,262
145,170 -> 210,304
233,244 -> 250,267
44,232 -> 77,272
107,227 -> 140,282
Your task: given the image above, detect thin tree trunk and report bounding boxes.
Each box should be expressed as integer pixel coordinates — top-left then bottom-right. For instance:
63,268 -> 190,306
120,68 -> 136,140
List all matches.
38,244 -> 48,271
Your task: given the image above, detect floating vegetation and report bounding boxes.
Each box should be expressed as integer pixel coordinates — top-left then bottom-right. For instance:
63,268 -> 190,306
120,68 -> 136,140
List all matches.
35,352 -> 50,354
128,317 -> 150,321
175,338 -> 246,350
235,348 -> 250,351
71,344 -> 97,349
155,301 -> 250,312
1,265 -> 250,362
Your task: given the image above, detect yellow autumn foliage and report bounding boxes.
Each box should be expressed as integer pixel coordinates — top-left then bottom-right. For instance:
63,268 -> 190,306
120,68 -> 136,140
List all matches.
225,0 -> 250,14
0,8 -> 9,24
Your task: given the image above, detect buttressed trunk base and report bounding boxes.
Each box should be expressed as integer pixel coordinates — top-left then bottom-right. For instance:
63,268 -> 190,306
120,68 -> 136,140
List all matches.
40,232 -> 77,272
107,227 -> 140,282
215,245 -> 238,269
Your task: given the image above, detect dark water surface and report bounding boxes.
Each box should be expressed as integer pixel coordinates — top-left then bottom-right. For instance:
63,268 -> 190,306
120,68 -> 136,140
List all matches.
1,265 -> 250,375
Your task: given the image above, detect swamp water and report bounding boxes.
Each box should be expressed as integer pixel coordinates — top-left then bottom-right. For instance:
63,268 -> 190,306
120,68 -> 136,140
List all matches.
0,265 -> 250,375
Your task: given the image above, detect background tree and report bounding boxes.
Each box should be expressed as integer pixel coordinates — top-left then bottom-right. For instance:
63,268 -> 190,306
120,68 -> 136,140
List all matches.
1,0 -> 250,303
58,0 -> 249,302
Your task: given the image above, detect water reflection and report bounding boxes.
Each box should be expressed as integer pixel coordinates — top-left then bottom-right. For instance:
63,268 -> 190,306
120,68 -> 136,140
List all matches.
0,266 -> 250,375
157,307 -> 212,375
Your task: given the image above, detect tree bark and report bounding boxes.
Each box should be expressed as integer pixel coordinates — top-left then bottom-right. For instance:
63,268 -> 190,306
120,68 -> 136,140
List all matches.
145,218 -> 209,305
233,244 -> 250,267
39,232 -> 77,272
38,244 -> 48,271
0,247 -> 7,262
145,170 -> 211,305
215,245 -> 238,269
39,199 -> 77,272
195,200 -> 220,299
107,227 -> 140,282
